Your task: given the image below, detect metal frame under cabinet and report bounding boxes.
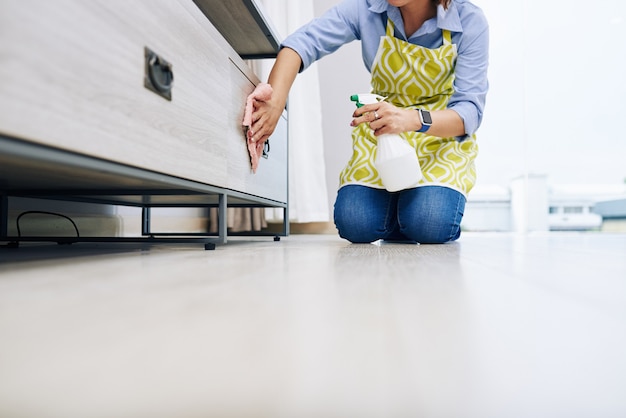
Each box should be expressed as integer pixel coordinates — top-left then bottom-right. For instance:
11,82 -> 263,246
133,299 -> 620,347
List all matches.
0,135 -> 288,250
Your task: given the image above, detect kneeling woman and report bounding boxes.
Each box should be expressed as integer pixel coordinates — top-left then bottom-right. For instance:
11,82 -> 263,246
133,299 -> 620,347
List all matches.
246,0 -> 489,244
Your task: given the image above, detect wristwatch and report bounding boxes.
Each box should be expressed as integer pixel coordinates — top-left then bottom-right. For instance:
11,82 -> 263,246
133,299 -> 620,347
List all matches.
416,109 -> 432,133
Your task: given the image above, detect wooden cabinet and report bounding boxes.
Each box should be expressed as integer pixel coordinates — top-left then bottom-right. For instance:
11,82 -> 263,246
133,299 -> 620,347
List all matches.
0,0 -> 288,247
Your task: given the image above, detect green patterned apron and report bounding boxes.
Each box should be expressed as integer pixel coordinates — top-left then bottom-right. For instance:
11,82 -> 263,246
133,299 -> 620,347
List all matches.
339,18 -> 478,196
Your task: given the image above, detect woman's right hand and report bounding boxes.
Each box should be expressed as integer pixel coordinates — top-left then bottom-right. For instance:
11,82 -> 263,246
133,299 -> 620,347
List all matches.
248,95 -> 283,145
249,47 -> 302,144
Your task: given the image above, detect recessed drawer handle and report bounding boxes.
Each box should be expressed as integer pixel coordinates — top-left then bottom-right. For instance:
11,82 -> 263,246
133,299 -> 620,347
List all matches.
144,47 -> 173,100
262,140 -> 270,159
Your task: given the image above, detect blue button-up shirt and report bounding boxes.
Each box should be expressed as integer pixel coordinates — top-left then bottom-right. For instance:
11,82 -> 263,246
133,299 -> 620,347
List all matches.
281,0 -> 489,136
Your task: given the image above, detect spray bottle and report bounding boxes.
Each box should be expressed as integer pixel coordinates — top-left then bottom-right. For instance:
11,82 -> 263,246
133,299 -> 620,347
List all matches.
350,94 -> 422,192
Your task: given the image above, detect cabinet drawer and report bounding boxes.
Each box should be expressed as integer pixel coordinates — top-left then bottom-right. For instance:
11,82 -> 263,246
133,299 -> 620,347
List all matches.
0,0 -> 281,196
225,61 -> 288,203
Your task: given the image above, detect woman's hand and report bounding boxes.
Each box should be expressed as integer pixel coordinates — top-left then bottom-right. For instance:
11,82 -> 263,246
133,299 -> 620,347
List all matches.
350,101 -> 419,136
248,96 -> 283,144
351,102 -> 467,138
249,47 -> 302,144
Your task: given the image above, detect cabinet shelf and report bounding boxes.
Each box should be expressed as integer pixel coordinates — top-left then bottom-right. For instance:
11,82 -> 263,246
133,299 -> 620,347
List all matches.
192,0 -> 282,59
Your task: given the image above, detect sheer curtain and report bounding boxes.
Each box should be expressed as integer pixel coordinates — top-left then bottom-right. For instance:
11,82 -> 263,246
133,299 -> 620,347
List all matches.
255,0 -> 330,223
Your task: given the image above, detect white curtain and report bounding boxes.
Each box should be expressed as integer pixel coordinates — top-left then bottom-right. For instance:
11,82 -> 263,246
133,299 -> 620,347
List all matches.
254,0 -> 330,223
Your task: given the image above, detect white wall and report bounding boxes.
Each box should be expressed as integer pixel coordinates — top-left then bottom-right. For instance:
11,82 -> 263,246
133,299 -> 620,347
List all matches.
313,0 -> 371,218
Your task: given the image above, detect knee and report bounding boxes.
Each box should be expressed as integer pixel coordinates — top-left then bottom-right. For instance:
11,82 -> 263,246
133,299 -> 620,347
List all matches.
397,187 -> 465,244
399,212 -> 462,244
333,204 -> 381,244
407,227 -> 460,244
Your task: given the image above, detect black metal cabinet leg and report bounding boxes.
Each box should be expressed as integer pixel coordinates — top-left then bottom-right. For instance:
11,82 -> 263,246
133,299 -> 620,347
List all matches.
142,207 -> 151,236
0,195 -> 8,240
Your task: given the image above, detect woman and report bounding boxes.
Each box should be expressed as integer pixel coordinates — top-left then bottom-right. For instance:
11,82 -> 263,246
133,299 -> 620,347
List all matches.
248,0 -> 489,244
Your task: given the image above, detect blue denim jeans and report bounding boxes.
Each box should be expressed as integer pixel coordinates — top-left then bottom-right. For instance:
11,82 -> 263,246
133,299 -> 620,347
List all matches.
333,185 -> 466,244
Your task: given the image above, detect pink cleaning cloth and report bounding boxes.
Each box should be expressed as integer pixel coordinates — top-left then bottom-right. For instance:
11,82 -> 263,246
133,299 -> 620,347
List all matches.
242,82 -> 273,173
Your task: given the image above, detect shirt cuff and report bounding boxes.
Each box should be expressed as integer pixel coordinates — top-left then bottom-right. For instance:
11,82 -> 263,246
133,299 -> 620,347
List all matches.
280,42 -> 312,73
449,102 -> 480,140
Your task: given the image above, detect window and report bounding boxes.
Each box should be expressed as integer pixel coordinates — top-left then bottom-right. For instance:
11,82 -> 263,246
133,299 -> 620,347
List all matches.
563,207 -> 583,214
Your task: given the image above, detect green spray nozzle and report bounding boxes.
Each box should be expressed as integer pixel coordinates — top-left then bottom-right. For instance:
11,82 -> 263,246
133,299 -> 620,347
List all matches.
350,93 -> 386,107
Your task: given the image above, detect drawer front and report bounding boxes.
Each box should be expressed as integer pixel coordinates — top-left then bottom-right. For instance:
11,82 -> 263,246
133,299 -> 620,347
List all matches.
225,62 -> 288,203
0,0 -> 284,198
255,112 -> 288,204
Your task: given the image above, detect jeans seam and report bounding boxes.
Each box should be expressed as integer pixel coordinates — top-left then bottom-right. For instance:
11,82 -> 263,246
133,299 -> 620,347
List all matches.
448,193 -> 465,242
383,193 -> 396,238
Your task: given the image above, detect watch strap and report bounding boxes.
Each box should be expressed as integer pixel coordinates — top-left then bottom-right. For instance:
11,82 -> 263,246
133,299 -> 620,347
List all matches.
416,109 -> 431,133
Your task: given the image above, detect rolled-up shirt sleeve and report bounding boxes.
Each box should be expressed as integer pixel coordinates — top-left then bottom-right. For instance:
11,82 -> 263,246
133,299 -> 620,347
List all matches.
448,12 -> 489,137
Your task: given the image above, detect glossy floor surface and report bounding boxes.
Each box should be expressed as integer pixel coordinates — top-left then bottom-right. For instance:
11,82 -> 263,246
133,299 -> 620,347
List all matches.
1,233 -> 625,418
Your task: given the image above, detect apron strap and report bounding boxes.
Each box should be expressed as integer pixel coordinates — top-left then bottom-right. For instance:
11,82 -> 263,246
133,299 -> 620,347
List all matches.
385,18 -> 395,37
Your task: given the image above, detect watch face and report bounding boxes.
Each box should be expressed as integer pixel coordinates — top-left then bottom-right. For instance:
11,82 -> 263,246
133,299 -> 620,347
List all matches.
422,110 -> 433,125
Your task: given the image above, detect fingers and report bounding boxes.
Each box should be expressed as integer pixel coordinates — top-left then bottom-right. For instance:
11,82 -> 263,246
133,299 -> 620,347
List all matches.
352,103 -> 379,118
249,124 -> 270,144
351,102 -> 415,136
249,105 -> 277,143
351,103 -> 382,128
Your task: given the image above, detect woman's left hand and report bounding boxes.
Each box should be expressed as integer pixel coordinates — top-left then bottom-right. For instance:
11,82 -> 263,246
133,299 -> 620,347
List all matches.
350,101 -> 417,136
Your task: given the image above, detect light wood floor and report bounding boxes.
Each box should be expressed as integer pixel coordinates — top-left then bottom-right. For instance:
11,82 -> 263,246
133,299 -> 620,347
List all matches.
1,233 -> 625,418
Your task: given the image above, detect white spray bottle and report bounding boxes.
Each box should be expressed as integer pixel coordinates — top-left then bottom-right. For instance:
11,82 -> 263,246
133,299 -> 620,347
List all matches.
351,94 -> 422,192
